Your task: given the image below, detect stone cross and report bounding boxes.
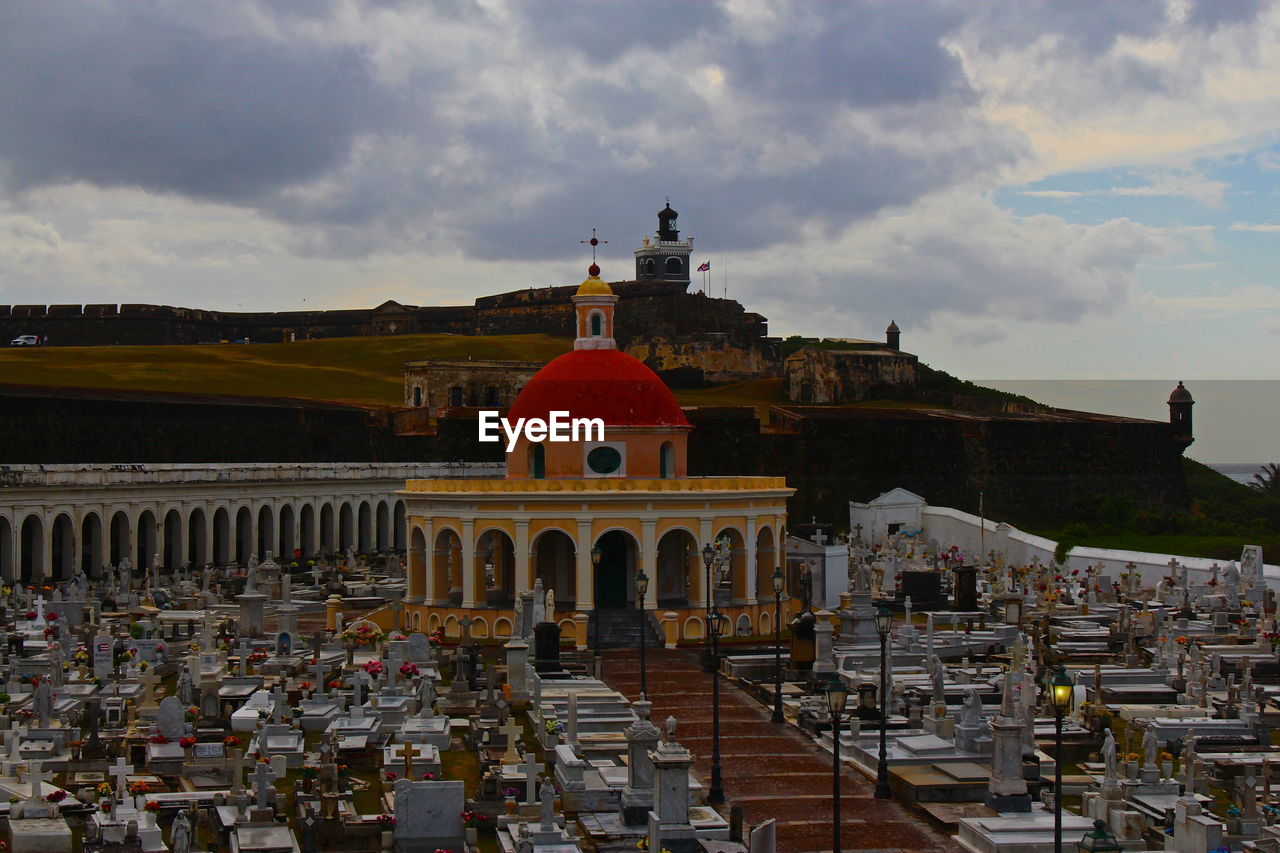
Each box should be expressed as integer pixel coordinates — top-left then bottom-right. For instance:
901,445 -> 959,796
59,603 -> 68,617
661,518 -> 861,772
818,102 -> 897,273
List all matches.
110,756 -> 134,800
347,672 -> 369,718
395,741 -> 416,778
228,748 -> 250,796
270,684 -> 287,719
522,753 -> 542,806
235,638 -> 253,677
23,761 -> 53,797
253,760 -> 274,810
499,721 -> 523,764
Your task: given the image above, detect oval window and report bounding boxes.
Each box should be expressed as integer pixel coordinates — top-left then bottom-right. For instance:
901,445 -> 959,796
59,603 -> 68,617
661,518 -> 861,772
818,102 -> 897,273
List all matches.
586,445 -> 622,475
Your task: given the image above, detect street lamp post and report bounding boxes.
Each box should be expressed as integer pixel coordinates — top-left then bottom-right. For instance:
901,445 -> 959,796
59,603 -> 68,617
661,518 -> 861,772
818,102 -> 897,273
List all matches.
636,568 -> 649,699
707,606 -> 725,805
1049,666 -> 1075,853
874,605 -> 893,799
771,567 -> 785,724
701,544 -> 715,674
826,675 -> 849,853
590,544 -> 602,666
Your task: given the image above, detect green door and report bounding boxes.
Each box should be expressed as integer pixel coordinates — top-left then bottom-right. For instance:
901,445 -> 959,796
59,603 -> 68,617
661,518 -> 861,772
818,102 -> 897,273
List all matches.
594,531 -> 631,609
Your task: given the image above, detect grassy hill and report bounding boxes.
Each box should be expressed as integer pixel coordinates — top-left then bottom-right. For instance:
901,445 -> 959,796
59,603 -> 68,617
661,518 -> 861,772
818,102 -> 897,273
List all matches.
0,335 -> 575,408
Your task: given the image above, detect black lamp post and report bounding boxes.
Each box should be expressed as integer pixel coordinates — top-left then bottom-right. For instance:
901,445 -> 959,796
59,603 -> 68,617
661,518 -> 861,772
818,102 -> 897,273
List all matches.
590,544 -> 602,658
1049,666 -> 1075,853
707,606 -> 725,805
636,568 -> 649,698
1076,819 -> 1122,852
874,604 -> 893,799
771,567 -> 785,724
826,675 -> 849,853
701,543 -> 715,674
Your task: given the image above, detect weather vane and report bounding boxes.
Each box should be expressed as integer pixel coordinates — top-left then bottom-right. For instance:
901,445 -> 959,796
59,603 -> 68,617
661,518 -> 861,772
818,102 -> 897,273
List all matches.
580,228 -> 607,263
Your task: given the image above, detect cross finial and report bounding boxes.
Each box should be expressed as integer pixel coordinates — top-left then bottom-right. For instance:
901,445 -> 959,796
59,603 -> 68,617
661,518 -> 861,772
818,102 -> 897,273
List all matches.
580,228 -> 607,263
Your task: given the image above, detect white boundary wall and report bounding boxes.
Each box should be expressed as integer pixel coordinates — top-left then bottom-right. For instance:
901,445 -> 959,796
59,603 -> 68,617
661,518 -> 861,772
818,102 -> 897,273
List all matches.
853,493 -> 1278,592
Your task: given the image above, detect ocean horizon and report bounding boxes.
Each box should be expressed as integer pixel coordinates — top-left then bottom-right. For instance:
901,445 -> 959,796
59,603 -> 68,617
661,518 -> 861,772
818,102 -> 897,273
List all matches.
975,380 -> 1279,475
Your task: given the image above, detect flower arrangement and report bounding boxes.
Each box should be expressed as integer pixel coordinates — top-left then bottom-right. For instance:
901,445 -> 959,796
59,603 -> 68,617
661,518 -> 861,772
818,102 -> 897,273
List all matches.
223,736 -> 241,748
1227,805 -> 1243,817
460,809 -> 487,827
185,706 -> 200,722
362,659 -> 385,677
95,783 -> 113,797
1124,752 -> 1140,762
44,790 -> 66,803
301,766 -> 319,779
179,737 -> 197,749
0,693 -> 9,706
144,801 -> 160,812
127,781 -> 150,796
23,612 -> 35,621
375,814 -> 396,826
502,787 -> 519,799
1159,751 -> 1174,762
248,651 -> 269,664
100,802 -> 112,813
400,662 -> 419,677
326,680 -> 342,690
392,634 -> 407,641
69,740 -> 83,749
149,734 -> 169,744
129,623 -> 144,638
545,719 -> 564,736
421,772 -> 436,780
340,624 -> 385,646
74,649 -> 88,663
428,628 -> 444,645
385,771 -> 399,781
45,612 -> 57,621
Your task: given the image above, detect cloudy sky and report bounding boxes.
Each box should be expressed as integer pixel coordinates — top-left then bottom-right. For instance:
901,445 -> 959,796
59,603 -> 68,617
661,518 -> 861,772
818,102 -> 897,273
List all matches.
2,0 -> 1280,379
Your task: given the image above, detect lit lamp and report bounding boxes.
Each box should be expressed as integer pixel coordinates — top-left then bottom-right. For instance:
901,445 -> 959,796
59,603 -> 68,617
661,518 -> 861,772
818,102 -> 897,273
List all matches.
1076,819 -> 1122,852
826,675 -> 849,853
874,604 -> 892,798
1049,666 -> 1075,853
636,568 -> 649,698
771,567 -> 785,724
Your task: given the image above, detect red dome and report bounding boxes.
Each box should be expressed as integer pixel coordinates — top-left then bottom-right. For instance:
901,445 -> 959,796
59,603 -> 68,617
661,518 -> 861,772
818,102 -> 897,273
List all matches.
508,349 -> 690,428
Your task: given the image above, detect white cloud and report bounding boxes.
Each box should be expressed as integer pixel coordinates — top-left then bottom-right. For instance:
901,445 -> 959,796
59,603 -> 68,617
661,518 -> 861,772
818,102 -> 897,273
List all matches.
1229,221 -> 1280,232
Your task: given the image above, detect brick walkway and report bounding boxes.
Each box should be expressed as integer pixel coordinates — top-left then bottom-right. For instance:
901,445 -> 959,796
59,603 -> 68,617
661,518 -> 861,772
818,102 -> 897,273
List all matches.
600,648 -> 954,853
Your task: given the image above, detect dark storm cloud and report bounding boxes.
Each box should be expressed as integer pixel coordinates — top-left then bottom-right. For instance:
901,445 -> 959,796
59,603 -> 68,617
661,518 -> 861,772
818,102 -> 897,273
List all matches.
509,0 -> 730,63
0,2 -> 396,203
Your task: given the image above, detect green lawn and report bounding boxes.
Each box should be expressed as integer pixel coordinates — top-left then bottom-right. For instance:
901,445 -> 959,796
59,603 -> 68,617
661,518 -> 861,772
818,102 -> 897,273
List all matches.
0,334 -> 574,408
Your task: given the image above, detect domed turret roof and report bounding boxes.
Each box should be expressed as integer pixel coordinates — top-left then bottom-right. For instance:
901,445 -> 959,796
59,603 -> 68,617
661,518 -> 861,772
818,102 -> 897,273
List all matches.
1168,381 -> 1194,403
575,269 -> 613,296
507,349 -> 690,428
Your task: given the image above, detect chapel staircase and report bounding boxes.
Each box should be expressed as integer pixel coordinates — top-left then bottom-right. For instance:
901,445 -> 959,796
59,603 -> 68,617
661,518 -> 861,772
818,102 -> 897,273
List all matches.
587,608 -> 664,650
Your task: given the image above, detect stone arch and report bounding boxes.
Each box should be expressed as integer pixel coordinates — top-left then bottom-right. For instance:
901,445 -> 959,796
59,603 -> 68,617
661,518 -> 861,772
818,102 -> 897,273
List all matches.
19,514 -> 44,584
656,528 -> 696,607
493,617 -> 514,639
299,503 -> 316,557
683,615 -> 704,641
755,525 -> 777,599
433,528 -> 462,604
592,528 -> 639,610
427,612 -> 441,632
407,526 -> 428,600
411,611 -> 422,630
665,257 -> 683,275
375,500 -> 391,552
735,613 -> 752,636
760,609 -> 772,635
392,500 -> 406,551
338,502 -> 354,553
357,501 -> 373,552
278,503 -> 296,559
80,511 -> 104,576
235,506 -> 253,564
0,516 -> 12,582
136,509 -> 158,572
160,507 -> 182,570
444,614 -> 460,639
712,526 -> 748,601
109,510 -> 131,566
187,507 -> 207,567
476,527 -> 516,608
471,617 -> 490,639
256,505 -> 275,560
212,507 -> 231,566
319,502 -> 336,554
51,512 -> 75,581
532,528 -> 576,609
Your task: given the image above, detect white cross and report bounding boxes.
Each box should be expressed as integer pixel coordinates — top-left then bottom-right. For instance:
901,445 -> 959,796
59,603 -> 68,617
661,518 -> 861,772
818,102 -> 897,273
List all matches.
110,756 -> 134,800
522,753 -> 542,806
236,638 -> 253,677
253,760 -> 275,810
348,671 -> 369,718
23,760 -> 53,796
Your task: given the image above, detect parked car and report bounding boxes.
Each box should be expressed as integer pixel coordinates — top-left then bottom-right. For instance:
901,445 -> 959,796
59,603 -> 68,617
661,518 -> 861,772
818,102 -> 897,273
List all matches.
9,335 -> 39,347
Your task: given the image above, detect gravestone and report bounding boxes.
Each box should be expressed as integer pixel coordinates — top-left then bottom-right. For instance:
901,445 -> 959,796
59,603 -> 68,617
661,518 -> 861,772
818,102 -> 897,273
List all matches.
392,778 -> 465,851
155,696 -> 187,741
533,622 -> 561,673
406,633 -> 432,663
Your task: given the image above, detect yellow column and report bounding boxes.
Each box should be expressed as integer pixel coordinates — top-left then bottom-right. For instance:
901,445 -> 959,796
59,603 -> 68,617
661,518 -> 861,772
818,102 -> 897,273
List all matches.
641,520 -> 658,610
461,519 -> 476,608
514,520 -> 531,594
575,519 -> 594,610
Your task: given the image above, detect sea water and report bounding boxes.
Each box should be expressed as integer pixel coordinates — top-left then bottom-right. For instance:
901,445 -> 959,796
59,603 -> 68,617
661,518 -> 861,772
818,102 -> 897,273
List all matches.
976,380 -> 1279,482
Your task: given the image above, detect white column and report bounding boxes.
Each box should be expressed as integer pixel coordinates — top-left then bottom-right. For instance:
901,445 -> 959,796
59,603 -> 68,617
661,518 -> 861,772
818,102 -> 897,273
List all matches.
744,516 -> 758,604
576,519 -> 594,610
461,519 -> 476,607
641,519 -> 658,610
40,514 -> 53,582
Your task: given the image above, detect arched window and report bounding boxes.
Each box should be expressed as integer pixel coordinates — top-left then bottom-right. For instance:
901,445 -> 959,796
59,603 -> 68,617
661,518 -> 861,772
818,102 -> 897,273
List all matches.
529,444 -> 545,479
660,441 -> 675,478
645,258 -> 656,274
484,385 -> 499,406
449,386 -> 464,407
413,386 -> 423,407
665,257 -> 683,275
590,313 -> 603,336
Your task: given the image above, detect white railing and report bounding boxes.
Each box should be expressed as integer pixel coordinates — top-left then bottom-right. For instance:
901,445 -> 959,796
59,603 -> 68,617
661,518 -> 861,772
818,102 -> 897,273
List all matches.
0,462 -> 504,488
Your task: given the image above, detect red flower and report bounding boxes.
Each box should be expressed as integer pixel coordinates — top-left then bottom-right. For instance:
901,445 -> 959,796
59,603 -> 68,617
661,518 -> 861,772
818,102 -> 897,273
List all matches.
45,612 -> 57,621
24,612 -> 35,621
179,737 -> 197,749
149,734 -> 169,745
44,790 -> 66,803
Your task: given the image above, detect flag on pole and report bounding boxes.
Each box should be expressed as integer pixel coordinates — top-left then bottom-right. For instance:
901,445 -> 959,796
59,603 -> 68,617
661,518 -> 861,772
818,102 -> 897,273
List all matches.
696,261 -> 711,272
